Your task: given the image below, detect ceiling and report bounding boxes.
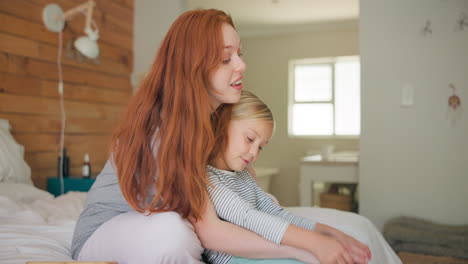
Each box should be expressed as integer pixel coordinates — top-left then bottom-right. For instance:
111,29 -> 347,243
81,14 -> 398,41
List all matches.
187,0 -> 359,29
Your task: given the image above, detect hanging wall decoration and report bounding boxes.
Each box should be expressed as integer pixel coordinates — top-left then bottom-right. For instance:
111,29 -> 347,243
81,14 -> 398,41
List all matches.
455,12 -> 468,31
420,9 -> 468,35
447,83 -> 462,125
421,20 -> 433,36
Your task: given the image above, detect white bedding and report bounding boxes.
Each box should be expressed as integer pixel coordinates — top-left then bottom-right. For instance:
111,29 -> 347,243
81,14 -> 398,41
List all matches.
0,183 -> 87,264
288,207 -> 402,263
0,119 -> 32,185
0,118 -> 87,263
0,183 -> 401,264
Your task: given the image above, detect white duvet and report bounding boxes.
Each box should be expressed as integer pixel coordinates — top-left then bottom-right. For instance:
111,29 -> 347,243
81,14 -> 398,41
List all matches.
0,183 -> 401,264
0,183 -> 87,264
288,207 -> 402,263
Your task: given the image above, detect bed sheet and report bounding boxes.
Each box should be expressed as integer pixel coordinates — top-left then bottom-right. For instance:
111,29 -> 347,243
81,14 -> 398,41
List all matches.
0,183 -> 87,264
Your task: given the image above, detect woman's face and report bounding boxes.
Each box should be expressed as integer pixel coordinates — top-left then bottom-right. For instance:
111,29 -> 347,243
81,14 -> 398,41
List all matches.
209,24 -> 246,110
216,119 -> 273,172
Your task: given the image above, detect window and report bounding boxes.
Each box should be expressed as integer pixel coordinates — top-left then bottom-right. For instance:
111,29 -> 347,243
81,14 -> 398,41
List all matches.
288,56 -> 360,137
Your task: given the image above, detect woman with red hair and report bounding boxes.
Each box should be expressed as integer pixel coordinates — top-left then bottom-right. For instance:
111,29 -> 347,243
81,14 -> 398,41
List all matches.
71,9 -> 313,264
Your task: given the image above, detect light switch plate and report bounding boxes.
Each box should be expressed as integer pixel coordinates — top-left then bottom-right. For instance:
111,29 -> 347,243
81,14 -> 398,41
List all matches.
401,84 -> 414,107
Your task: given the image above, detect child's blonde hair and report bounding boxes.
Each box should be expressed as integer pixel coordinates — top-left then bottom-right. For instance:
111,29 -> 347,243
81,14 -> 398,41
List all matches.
232,90 -> 275,128
209,90 -> 275,163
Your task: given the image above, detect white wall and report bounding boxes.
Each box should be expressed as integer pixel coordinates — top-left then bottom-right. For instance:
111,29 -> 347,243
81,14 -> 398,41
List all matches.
359,0 -> 468,230
242,23 -> 359,206
133,0 -> 186,87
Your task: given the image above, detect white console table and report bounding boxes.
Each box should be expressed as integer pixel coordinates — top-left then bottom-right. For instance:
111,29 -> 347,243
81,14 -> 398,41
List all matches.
299,154 -> 359,207
254,167 -> 279,193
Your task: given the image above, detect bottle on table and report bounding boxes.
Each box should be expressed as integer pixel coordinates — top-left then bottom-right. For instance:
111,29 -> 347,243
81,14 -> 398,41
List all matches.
82,153 -> 91,178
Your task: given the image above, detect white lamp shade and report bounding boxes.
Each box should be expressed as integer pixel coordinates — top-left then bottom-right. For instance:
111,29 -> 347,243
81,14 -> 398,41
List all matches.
74,27 -> 99,59
74,35 -> 99,59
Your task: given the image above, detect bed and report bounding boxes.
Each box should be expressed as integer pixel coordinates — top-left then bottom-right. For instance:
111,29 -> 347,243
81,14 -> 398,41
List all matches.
0,118 -> 402,263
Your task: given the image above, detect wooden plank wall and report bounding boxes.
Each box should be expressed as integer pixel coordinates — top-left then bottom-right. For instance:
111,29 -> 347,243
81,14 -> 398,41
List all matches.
0,0 -> 134,189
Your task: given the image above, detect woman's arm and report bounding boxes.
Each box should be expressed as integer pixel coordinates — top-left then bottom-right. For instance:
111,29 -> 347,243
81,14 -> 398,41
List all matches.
314,223 -> 372,263
190,198 -> 317,263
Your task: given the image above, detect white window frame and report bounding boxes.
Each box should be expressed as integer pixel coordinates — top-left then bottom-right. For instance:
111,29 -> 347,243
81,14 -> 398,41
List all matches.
288,56 -> 360,139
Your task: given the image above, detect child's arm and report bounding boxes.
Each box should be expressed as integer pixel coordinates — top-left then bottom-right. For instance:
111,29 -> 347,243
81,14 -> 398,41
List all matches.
246,172 -> 316,231
206,173 -> 357,264
208,174 -> 290,243
190,197 -> 318,263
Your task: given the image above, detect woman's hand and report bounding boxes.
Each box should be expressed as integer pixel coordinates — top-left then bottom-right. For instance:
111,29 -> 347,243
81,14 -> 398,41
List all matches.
311,234 -> 354,264
336,232 -> 371,264
315,223 -> 372,264
282,224 -> 353,264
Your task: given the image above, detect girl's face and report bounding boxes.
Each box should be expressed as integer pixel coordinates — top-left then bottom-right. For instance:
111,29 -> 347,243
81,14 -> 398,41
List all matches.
216,119 -> 273,172
208,24 -> 246,110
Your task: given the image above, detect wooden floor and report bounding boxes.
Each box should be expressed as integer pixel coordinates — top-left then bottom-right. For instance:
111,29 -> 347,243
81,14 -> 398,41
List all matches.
26,253 -> 468,264
27,262 -> 118,264
398,252 -> 468,264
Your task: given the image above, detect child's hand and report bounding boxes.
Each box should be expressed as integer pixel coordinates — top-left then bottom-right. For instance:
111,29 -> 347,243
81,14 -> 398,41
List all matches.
315,223 -> 372,264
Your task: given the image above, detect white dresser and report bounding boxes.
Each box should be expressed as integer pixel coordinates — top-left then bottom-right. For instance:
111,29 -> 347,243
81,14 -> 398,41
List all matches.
299,153 -> 359,207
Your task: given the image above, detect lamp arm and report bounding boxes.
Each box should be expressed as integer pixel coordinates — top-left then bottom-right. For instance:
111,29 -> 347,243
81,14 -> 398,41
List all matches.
85,0 -> 95,31
62,0 -> 96,30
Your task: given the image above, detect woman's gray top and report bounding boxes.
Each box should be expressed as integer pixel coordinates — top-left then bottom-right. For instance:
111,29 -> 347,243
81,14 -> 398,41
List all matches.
71,159 -> 132,259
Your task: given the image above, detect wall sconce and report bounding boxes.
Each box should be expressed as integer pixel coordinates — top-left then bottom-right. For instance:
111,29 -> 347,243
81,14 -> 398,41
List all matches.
41,1 -> 100,194
42,0 -> 99,59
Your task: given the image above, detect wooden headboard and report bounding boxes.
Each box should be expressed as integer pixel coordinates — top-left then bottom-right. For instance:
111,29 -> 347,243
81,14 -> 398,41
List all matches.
0,0 -> 134,189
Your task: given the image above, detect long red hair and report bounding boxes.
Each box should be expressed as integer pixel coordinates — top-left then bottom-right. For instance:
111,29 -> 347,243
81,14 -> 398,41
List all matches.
111,9 -> 235,220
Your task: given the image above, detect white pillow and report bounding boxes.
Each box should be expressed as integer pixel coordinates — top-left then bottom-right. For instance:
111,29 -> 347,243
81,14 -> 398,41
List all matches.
0,119 -> 33,185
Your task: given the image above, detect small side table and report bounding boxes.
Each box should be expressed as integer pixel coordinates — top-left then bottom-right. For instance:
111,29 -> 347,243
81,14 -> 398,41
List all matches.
254,167 -> 279,193
299,153 -> 359,207
47,177 -> 95,196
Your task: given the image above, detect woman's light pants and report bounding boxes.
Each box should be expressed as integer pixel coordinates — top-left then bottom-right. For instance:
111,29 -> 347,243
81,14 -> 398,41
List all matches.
78,211 -> 204,264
